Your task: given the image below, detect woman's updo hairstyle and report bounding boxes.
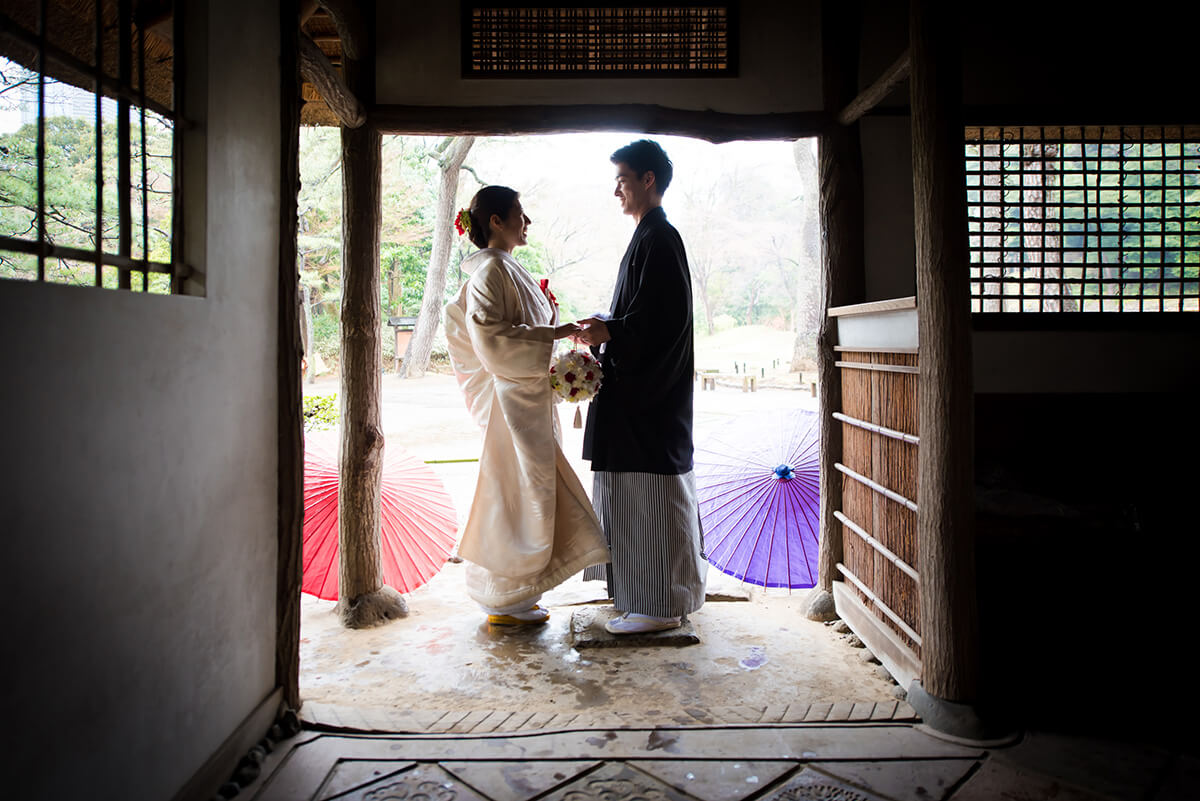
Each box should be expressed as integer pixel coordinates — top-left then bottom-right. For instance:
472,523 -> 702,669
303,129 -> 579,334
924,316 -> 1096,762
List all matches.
467,185 -> 519,249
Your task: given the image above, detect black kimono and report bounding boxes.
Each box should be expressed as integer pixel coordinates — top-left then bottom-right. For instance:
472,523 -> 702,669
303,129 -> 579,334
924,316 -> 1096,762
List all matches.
581,206 -> 706,619
582,206 -> 695,474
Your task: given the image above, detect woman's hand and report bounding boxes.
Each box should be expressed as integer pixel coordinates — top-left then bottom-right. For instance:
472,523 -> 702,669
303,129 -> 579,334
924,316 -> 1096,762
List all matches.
573,317 -> 611,346
553,322 -> 580,339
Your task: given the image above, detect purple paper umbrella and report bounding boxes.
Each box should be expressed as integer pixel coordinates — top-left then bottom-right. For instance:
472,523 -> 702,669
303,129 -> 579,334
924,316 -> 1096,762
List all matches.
694,407 -> 821,589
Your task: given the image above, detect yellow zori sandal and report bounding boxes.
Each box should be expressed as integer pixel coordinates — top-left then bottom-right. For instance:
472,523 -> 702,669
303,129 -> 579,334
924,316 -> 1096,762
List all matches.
487,605 -> 550,626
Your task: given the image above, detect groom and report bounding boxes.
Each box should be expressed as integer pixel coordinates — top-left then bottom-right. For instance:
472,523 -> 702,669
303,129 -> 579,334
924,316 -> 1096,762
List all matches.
575,139 -> 706,635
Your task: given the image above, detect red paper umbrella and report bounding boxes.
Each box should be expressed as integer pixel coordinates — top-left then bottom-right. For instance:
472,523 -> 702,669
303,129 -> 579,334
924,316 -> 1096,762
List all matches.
302,432 -> 458,600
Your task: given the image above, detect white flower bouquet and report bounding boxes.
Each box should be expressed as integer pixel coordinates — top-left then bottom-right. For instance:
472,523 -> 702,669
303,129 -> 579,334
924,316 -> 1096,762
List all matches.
549,349 -> 603,403
550,349 -> 603,428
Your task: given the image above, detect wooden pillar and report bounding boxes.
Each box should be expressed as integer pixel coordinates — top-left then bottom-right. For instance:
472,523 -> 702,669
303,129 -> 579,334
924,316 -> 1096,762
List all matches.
276,0 -> 303,708
336,0 -> 407,627
909,0 -> 980,709
807,0 -> 866,620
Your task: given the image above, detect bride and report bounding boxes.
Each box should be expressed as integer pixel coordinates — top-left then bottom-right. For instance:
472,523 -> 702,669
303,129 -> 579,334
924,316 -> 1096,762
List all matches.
443,185 -> 609,625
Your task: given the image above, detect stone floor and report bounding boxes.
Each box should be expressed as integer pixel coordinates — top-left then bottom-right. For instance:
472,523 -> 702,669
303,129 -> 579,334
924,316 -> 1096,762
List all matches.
300,376 -> 900,723
243,721 -> 1198,801
280,377 -> 1197,799
298,567 -> 905,726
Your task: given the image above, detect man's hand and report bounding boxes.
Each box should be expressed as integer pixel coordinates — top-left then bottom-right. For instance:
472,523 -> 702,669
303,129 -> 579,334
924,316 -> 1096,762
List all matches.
573,317 -> 611,346
553,322 -> 580,339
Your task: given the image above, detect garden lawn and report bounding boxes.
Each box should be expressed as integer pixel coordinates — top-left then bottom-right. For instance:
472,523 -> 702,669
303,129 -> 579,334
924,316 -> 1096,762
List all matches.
694,324 -> 797,375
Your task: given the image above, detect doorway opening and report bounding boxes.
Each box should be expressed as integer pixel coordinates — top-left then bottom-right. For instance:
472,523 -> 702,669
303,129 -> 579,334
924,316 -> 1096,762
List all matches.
295,131 -> 905,728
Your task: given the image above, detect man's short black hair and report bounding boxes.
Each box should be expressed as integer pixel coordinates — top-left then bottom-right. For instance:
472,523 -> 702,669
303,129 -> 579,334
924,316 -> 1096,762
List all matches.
610,139 -> 673,195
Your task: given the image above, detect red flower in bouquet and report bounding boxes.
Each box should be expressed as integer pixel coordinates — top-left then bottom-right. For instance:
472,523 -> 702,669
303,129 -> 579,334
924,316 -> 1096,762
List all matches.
549,349 -> 603,404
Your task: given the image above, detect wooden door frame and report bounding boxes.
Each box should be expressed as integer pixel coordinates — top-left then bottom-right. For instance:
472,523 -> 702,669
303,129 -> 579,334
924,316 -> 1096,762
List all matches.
275,102 -> 831,708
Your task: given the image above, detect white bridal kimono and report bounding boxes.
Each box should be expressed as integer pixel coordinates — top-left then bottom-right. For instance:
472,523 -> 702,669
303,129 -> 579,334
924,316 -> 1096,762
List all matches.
444,248 -> 609,612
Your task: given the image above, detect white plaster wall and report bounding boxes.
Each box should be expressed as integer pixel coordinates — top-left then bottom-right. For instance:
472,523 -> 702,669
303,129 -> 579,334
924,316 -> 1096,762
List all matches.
376,0 -> 821,113
0,1 -> 281,798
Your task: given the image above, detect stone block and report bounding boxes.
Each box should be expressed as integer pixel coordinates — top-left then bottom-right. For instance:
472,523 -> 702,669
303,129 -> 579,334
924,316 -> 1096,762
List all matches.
570,607 -> 701,648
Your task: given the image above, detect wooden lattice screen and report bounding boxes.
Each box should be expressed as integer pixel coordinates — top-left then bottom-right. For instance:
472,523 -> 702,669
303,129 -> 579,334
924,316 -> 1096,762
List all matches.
965,125 -> 1200,313
462,4 -> 736,77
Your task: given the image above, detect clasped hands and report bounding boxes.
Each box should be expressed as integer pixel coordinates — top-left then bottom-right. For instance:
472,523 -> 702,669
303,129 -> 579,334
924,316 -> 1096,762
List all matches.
553,317 -> 610,346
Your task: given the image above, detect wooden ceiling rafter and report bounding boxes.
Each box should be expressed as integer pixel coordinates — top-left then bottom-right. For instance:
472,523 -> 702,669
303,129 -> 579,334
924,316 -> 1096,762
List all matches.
0,0 -> 175,115
298,1 -> 360,127
298,32 -> 363,128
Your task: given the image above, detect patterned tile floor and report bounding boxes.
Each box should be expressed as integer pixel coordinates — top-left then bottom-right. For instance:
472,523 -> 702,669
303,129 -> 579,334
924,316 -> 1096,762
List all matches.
244,718 -> 1198,801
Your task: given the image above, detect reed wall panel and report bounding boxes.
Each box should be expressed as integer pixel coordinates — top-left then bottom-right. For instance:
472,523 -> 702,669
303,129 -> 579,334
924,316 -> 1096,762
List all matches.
835,348 -> 922,655
842,424 -> 873,477
842,475 -> 875,592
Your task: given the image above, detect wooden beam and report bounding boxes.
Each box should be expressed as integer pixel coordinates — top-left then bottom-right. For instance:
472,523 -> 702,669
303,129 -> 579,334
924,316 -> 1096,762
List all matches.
833,581 -> 921,691
276,0 -> 303,710
812,0 -> 866,612
909,0 -> 979,704
372,104 -> 830,143
298,33 -> 364,128
317,0 -> 367,61
299,0 -> 319,25
838,50 -> 911,126
828,296 -> 917,316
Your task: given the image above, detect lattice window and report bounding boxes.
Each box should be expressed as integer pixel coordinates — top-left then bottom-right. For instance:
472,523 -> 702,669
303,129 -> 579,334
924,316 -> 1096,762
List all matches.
0,0 -> 190,294
462,4 -> 736,77
965,126 -> 1200,313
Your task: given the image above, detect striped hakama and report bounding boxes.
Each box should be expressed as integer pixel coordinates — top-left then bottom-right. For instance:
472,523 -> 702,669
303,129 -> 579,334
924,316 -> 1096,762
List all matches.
583,470 -> 707,618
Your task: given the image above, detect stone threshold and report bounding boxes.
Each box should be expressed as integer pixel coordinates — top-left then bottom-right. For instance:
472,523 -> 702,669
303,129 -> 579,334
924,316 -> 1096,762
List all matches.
299,699 -> 919,735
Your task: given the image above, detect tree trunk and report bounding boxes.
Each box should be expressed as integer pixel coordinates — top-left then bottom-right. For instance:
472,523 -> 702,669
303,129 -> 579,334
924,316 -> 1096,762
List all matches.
807,0 -> 867,621
692,265 -> 715,336
387,257 -> 397,315
301,282 -> 315,384
336,0 -> 407,628
401,136 -> 476,378
791,139 -> 822,372
910,0 -> 979,704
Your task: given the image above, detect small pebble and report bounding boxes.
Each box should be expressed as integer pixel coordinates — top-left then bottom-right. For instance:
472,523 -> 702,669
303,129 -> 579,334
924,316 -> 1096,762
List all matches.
280,709 -> 302,738
234,761 -> 260,786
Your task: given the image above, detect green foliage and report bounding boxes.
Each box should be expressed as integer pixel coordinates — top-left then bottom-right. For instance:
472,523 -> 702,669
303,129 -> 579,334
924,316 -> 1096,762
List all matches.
711,313 -> 738,334
310,310 -> 340,363
303,393 -> 339,432
0,95 -> 175,285
381,242 -> 433,316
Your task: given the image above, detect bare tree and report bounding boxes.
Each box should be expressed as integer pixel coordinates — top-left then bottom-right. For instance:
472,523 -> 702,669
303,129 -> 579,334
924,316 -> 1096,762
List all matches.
790,139 -> 822,370
401,136 -> 475,378
539,215 -> 592,276
680,177 -> 731,336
